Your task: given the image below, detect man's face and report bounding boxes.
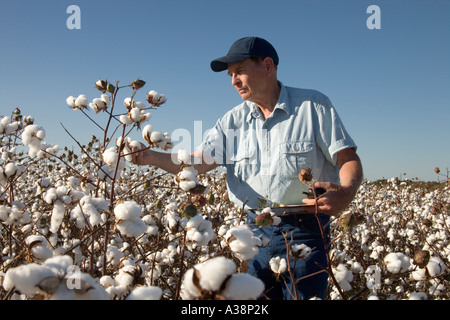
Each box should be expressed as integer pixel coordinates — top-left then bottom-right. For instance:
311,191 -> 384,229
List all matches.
227,58 -> 269,102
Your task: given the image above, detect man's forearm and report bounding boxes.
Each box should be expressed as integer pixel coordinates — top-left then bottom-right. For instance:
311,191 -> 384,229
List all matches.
133,148 -> 218,175
142,149 -> 182,175
337,148 -> 363,203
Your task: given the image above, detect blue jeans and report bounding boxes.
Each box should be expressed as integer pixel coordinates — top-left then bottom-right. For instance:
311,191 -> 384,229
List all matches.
246,211 -> 330,300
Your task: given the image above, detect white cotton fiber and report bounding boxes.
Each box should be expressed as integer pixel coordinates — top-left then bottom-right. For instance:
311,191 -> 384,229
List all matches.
384,252 -> 410,274
221,273 -> 264,300
3,263 -> 55,296
196,256 -> 236,292
116,219 -> 147,238
114,201 -> 142,221
125,286 -> 162,300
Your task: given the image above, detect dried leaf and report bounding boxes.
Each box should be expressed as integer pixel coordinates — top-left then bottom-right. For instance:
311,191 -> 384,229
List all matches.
192,267 -> 203,292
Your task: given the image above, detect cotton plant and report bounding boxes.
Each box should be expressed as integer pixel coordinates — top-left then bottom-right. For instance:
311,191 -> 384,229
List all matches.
25,235 -> 53,262
69,195 -> 109,228
253,207 -> 281,227
174,149 -> 200,192
332,264 -> 354,292
383,252 -> 411,274
0,162 -> 26,188
223,225 -> 261,262
100,260 -> 160,300
44,185 -> 77,233
0,115 -> 21,135
120,98 -> 152,126
3,255 -> 109,300
291,243 -> 312,260
2,77 -> 450,301
141,124 -> 173,151
113,200 -> 147,238
269,256 -> 287,275
181,256 -> 264,300
185,214 -> 216,247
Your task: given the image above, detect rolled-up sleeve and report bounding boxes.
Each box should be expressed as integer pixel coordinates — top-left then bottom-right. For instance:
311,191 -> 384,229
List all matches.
314,98 -> 357,165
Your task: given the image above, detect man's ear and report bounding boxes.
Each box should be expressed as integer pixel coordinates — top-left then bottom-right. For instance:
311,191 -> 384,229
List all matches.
263,57 -> 276,76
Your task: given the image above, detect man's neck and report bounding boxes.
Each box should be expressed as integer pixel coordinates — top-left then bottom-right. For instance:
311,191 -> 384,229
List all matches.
254,81 -> 281,120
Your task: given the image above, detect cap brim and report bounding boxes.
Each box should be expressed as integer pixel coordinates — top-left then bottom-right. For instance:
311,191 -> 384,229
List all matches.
210,54 -> 252,72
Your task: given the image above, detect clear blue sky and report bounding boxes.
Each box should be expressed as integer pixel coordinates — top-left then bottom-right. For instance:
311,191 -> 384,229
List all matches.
1,0 -> 449,181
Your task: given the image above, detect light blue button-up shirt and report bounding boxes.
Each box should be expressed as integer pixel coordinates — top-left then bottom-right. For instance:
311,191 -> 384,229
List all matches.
198,83 -> 357,209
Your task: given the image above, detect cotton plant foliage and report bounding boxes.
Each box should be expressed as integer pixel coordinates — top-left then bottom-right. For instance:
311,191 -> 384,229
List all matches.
1,79 -> 449,300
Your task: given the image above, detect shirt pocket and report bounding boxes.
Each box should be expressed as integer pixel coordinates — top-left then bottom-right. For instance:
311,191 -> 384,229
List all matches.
229,141 -> 256,182
279,140 -> 316,178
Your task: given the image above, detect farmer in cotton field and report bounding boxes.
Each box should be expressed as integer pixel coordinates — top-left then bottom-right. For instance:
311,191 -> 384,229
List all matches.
131,36 -> 363,300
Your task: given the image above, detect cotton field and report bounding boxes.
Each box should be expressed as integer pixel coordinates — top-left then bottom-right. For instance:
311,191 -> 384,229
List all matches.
0,79 -> 449,300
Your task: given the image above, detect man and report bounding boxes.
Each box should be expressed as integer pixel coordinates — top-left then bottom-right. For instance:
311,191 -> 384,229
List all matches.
131,36 -> 363,299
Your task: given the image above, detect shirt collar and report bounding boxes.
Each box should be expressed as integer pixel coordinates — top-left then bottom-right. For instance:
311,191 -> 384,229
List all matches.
246,82 -> 290,123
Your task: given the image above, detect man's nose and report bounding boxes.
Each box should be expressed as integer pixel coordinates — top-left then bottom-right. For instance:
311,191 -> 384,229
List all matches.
231,74 -> 240,87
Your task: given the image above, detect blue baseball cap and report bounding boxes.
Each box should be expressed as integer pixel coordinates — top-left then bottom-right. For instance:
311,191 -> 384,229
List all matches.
210,37 -> 279,72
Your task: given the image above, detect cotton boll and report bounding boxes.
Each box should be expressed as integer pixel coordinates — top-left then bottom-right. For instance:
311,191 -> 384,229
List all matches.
5,122 -> 19,134
115,265 -> 136,287
0,205 -> 11,222
408,292 -> 427,300
49,200 -> 65,234
74,94 -> 88,109
120,114 -> 133,126
106,246 -> 124,266
129,107 -> 141,122
100,94 -> 110,105
36,129 -> 46,140
114,201 -> 142,221
71,273 -> 110,300
100,276 -> 116,289
428,280 -> 446,296
142,124 -> 152,144
150,131 -> 163,144
365,265 -> 382,290
411,268 -> 427,281
384,252 -> 411,274
269,256 -> 287,274
25,235 -> 53,261
221,273 -> 264,300
102,147 -> 118,167
66,96 -> 76,107
3,263 -> 56,297
185,215 -> 216,246
124,97 -> 133,109
426,256 -> 446,277
122,145 -> 133,162
196,256 -> 236,292
134,101 -> 146,110
225,225 -> 260,261
333,264 -> 353,292
291,243 -> 312,260
44,255 -> 74,276
182,257 -> 236,299
146,90 -> 166,106
181,268 -> 200,299
116,219 -> 147,238
177,149 -> 191,165
179,180 -> 197,191
125,286 -> 162,300
90,98 -> 107,113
